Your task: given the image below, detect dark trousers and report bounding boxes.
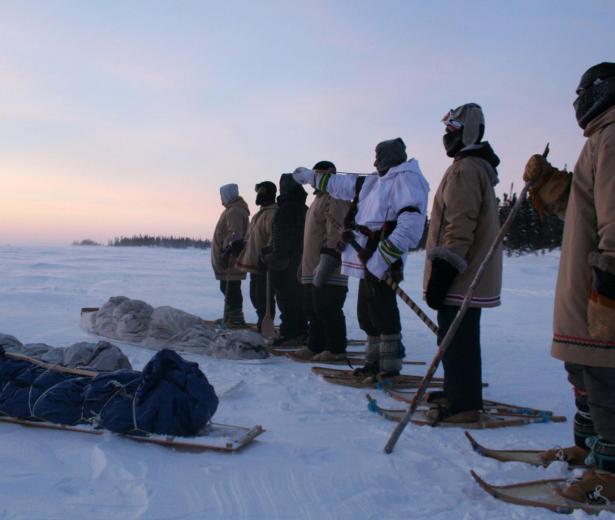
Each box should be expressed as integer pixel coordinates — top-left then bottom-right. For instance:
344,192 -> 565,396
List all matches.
219,280 -> 243,316
567,363 -> 615,442
357,275 -> 401,336
303,284 -> 348,354
270,267 -> 307,339
438,305 -> 483,413
250,273 -> 275,332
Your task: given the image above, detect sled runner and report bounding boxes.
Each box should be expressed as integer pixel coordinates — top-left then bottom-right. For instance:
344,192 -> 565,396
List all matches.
465,431 -> 577,468
0,415 -> 264,453
470,470 -> 615,515
366,395 -> 565,428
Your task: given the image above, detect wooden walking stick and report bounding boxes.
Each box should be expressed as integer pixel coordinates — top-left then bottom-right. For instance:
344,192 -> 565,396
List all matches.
383,144 -> 549,454
260,271 -> 275,338
348,239 -> 439,335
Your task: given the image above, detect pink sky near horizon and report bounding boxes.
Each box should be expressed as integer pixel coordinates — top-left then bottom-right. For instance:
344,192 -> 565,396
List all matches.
0,2 -> 612,245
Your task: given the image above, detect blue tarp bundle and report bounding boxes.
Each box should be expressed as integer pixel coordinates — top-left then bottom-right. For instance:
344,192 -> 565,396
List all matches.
0,347 -> 219,436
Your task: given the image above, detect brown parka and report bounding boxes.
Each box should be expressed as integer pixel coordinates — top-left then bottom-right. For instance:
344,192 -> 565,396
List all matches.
211,197 -> 250,281
301,192 -> 350,286
551,105 -> 615,368
236,204 -> 277,274
423,148 -> 502,307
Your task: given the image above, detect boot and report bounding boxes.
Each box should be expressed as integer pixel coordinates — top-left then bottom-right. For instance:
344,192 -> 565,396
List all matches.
353,336 -> 380,380
560,469 -> 615,505
312,351 -> 347,362
426,391 -> 449,406
379,333 -> 404,377
272,335 -> 305,347
540,445 -> 590,466
225,309 -> 248,329
352,360 -> 380,379
425,405 -> 480,424
292,346 -> 316,360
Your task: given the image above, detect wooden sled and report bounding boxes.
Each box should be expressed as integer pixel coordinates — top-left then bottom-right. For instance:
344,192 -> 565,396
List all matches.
470,470 -> 615,515
0,415 -> 264,453
3,351 -> 98,377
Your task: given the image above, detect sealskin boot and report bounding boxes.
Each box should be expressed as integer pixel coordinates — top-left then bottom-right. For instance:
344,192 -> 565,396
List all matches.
540,445 -> 590,466
560,469 -> 615,505
426,406 -> 480,424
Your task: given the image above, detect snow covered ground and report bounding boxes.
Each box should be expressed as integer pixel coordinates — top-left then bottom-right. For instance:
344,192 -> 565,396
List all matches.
0,245 -> 599,519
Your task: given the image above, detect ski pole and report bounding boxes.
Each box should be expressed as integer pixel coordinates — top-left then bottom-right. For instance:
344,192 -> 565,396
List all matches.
383,143 -> 549,455
347,238 -> 439,335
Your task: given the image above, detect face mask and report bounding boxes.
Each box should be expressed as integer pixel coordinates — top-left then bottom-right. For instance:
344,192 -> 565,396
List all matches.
255,192 -> 274,206
443,129 -> 464,158
573,76 -> 615,129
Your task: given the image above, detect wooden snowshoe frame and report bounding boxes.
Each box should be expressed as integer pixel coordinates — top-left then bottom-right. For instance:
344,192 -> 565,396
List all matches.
470,470 -> 615,515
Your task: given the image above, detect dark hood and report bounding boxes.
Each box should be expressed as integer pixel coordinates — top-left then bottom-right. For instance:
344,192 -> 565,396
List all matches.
278,173 -> 308,204
456,141 -> 500,186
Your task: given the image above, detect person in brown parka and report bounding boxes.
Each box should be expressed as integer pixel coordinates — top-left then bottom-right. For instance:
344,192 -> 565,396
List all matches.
423,103 -> 502,424
523,62 -> 615,506
236,181 -> 278,333
211,183 -> 250,328
294,161 -> 351,362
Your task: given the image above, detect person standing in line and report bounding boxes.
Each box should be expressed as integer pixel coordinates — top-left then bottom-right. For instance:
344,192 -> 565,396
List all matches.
293,138 -> 429,379
236,181 -> 278,333
293,161 -> 351,362
262,174 -> 308,345
522,62 -> 615,504
423,103 -> 503,424
211,183 -> 250,328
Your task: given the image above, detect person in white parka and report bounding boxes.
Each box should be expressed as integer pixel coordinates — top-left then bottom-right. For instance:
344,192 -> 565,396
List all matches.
293,138 -> 429,379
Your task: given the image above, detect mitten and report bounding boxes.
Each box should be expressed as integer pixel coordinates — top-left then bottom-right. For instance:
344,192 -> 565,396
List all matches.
229,239 -> 245,255
426,258 -> 459,310
523,154 -> 571,218
292,167 -> 315,186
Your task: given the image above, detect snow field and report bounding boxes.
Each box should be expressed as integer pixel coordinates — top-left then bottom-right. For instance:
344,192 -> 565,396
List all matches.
0,245 -> 595,519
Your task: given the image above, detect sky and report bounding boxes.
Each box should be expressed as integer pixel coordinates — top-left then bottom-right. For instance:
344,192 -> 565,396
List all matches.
0,1 -> 613,245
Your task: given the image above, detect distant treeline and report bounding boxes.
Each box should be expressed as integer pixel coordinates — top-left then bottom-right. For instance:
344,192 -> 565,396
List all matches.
72,239 -> 101,246
74,194 -> 562,255
108,235 -> 212,249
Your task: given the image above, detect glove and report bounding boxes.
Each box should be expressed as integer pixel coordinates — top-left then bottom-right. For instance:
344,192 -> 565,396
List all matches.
523,154 -> 571,218
587,252 -> 615,342
425,258 -> 459,310
313,252 -> 341,288
292,167 -> 315,186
